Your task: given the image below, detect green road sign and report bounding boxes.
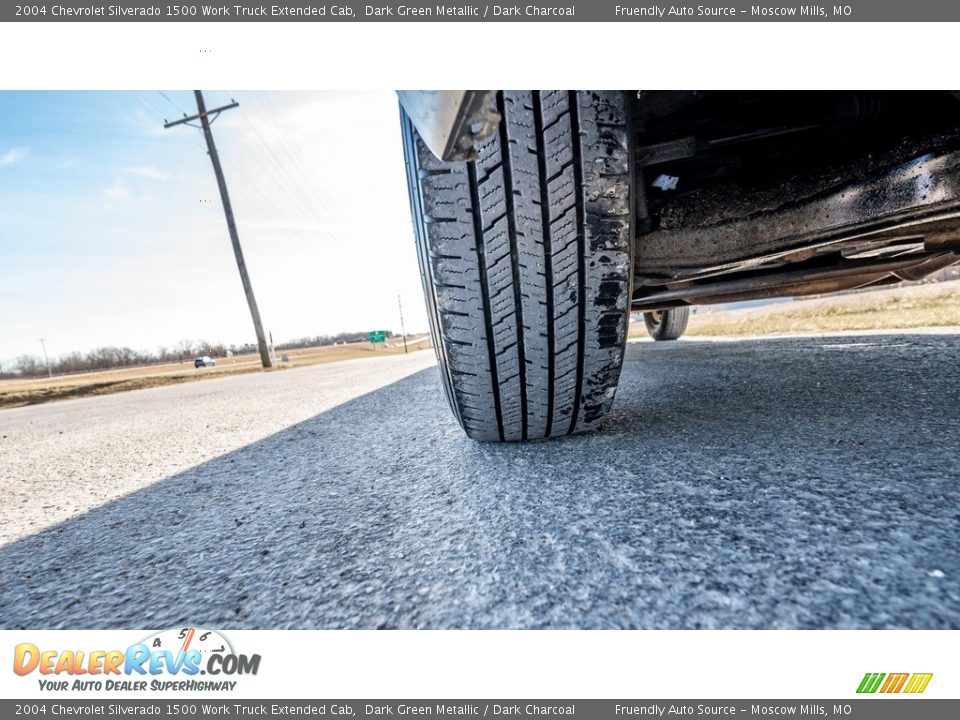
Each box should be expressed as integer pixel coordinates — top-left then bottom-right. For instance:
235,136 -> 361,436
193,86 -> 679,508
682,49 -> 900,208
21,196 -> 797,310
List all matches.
368,330 -> 387,344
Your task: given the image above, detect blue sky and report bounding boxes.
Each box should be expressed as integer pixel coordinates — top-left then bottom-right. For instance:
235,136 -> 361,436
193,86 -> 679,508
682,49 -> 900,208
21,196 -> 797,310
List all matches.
0,91 -> 425,366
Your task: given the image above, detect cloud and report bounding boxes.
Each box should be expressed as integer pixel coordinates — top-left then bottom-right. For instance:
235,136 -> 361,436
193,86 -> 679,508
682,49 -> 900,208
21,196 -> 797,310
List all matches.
126,165 -> 171,181
0,147 -> 28,166
105,179 -> 129,200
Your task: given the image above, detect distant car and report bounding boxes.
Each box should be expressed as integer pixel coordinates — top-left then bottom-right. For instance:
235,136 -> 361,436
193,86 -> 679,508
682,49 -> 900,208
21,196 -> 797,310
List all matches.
194,356 -> 215,368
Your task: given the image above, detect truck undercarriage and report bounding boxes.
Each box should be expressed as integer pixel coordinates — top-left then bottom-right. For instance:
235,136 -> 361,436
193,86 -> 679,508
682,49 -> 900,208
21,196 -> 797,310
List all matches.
629,91 -> 960,310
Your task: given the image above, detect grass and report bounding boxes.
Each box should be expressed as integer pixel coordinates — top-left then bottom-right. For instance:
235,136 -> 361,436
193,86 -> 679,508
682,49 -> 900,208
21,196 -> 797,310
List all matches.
0,336 -> 431,410
630,281 -> 960,339
7,281 -> 957,409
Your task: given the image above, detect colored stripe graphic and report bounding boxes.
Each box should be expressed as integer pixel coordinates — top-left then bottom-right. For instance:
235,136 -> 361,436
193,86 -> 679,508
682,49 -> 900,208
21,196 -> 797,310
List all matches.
857,672 -> 933,694
904,673 -> 934,694
880,673 -> 909,693
857,673 -> 885,693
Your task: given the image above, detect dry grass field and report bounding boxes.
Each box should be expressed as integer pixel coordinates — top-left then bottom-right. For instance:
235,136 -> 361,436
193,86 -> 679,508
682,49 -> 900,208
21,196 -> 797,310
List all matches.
0,335 -> 431,409
6,281 -> 957,410
629,281 -> 960,340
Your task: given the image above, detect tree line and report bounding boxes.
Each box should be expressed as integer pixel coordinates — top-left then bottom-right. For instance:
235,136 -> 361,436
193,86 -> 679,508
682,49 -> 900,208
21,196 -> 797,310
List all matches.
274,330 -> 394,351
1,331 -> 394,379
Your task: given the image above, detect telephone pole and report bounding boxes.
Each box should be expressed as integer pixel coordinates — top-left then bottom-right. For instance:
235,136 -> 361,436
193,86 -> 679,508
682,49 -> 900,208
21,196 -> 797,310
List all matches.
164,91 -> 272,369
397,294 -> 408,354
38,338 -> 52,378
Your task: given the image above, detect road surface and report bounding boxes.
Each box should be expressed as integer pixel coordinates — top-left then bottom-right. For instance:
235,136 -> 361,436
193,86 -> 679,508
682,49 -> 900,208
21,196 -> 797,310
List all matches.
1,334 -> 958,629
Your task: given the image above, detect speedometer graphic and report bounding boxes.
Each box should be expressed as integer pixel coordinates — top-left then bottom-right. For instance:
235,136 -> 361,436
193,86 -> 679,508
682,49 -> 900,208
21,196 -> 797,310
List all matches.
141,626 -> 234,661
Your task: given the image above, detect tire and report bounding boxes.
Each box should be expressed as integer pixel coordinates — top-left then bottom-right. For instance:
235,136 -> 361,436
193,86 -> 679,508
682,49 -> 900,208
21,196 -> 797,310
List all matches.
401,91 -> 634,442
644,307 -> 690,341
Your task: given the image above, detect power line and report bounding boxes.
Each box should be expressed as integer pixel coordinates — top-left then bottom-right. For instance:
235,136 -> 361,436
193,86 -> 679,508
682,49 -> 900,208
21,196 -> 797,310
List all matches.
247,91 -> 344,225
228,94 -> 334,230
157,90 -> 187,118
133,91 -> 167,122
217,148 -> 320,256
134,95 -> 316,262
218,98 -> 321,223
233,91 -> 343,232
171,96 -> 322,256
169,91 -> 339,257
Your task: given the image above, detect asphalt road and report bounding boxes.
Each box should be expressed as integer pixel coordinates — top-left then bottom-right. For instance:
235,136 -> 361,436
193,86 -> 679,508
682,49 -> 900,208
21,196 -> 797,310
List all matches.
1,334 -> 958,629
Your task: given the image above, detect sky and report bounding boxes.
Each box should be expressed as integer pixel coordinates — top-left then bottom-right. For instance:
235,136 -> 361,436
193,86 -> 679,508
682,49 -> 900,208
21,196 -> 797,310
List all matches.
0,91 -> 427,366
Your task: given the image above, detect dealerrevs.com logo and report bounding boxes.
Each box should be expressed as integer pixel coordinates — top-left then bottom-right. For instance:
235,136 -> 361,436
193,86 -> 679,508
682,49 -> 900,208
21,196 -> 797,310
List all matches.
857,673 -> 933,694
13,627 -> 260,693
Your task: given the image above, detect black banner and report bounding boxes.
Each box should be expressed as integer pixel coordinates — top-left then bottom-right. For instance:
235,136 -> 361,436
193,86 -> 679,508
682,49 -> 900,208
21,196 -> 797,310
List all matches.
2,700 -> 958,719
5,1 -> 960,23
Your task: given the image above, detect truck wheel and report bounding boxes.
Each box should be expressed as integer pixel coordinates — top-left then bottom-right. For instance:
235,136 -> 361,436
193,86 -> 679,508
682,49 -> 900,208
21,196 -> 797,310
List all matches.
402,91 -> 634,441
644,308 -> 690,341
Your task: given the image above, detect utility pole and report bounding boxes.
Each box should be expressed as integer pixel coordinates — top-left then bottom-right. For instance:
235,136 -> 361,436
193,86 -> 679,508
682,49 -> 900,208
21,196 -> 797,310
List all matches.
397,294 -> 408,354
38,338 -> 52,378
164,91 -> 272,369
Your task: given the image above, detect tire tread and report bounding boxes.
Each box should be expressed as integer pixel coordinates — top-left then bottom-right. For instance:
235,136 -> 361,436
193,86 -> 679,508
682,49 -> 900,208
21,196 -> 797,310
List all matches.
402,91 -> 633,441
